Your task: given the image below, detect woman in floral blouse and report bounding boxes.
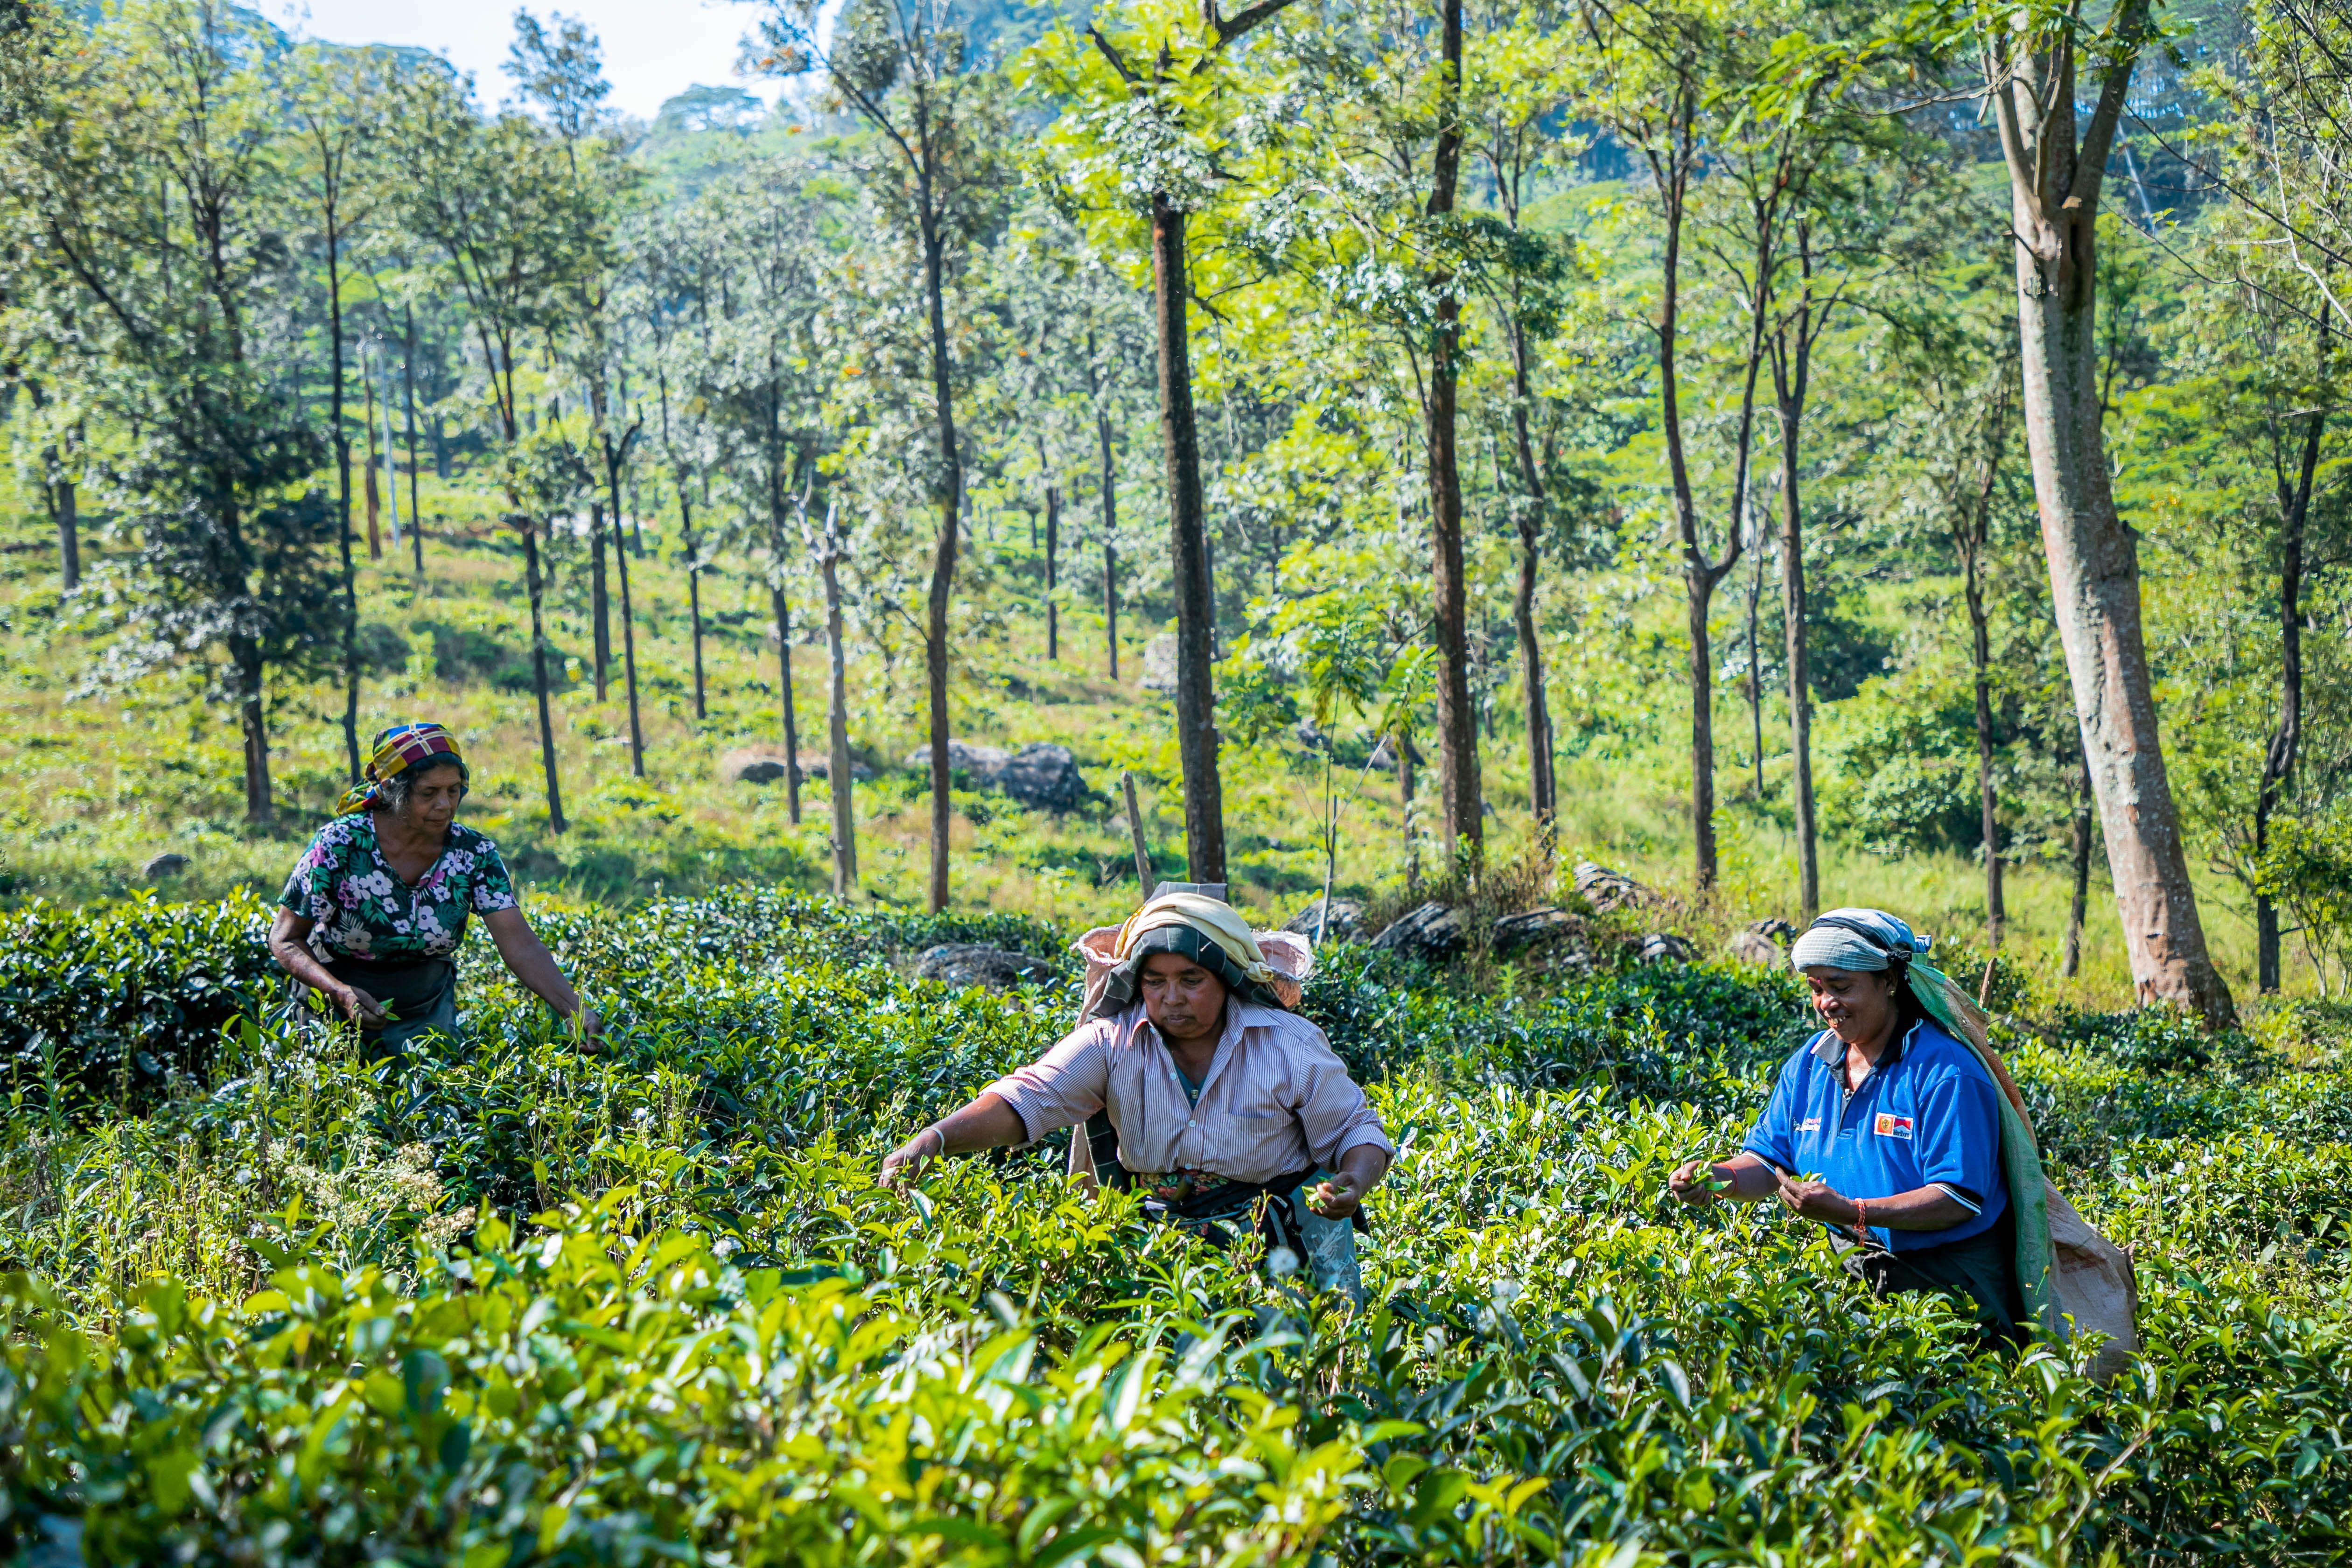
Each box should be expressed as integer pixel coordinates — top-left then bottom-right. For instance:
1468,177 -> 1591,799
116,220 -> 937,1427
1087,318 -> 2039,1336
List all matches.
269,721 -> 598,1057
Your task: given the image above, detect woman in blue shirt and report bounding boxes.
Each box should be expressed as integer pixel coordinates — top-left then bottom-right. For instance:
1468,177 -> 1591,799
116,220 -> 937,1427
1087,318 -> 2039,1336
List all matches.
1669,910 -> 2025,1342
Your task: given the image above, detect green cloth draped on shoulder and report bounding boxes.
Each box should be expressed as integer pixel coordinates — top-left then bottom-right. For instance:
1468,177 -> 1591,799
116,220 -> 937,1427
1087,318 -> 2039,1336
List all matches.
1905,959 -> 2060,1340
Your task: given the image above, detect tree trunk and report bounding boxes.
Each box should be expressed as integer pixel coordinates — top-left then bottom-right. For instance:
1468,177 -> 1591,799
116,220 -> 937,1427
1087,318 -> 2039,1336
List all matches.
1425,0 -> 1480,869
401,304 -> 424,572
1399,733 -> 1420,895
1963,547 -> 2003,949
1776,396 -> 1817,920
1649,83 -> 1748,896
50,475 -> 79,592
1744,519 -> 1764,801
2257,351 -> 2323,992
1506,322 -> 1554,833
519,515 -> 567,833
1151,196 -> 1225,883
362,370 -> 383,563
920,222 -> 963,914
589,502 -> 610,703
2064,755 -> 2093,978
325,248 -> 359,785
433,413 -> 449,481
1957,379 -> 2014,950
1099,409 -> 1120,679
682,495 -> 707,722
610,455 -> 644,779
1685,583 -> 1719,887
233,632 -> 271,827
1993,5 -> 2235,1025
819,517 -> 858,897
1045,478 -> 1060,661
773,579 -> 802,824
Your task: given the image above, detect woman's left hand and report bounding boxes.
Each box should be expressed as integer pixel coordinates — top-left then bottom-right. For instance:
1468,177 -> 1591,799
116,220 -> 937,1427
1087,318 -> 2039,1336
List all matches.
1773,1171 -> 1861,1228
1306,1171 -> 1365,1220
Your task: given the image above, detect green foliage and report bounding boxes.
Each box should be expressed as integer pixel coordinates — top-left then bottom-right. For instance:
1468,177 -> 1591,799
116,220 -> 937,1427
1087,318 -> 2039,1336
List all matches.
4,894 -> 2351,1560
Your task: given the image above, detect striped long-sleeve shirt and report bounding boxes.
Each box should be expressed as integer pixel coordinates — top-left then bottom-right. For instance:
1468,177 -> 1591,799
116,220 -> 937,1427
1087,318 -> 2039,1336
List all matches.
982,1000 -> 1393,1186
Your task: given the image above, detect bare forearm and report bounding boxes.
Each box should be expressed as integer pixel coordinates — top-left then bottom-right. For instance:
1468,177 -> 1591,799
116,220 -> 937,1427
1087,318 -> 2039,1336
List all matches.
484,911 -> 583,1017
1855,1185 -> 1974,1231
928,1092 -> 1029,1155
1706,1153 -> 1782,1203
267,913 -> 336,994
269,937 -> 337,994
1337,1141 -> 1390,1194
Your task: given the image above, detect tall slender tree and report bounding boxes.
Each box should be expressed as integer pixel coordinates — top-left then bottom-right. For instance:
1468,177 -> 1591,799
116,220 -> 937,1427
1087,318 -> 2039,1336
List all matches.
760,0 -> 1007,910
393,63 -> 593,832
1035,0 -> 1307,883
1977,0 -> 2235,1023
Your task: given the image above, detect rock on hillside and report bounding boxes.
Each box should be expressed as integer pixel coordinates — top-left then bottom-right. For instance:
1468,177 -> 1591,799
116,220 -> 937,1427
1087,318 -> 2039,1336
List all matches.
1725,918 -> 1796,966
719,749 -> 794,786
1573,861 -> 1663,914
902,740 -> 1085,812
1371,902 -> 1466,959
1141,634 -> 1178,692
1285,895 -> 1365,943
913,943 -> 1055,992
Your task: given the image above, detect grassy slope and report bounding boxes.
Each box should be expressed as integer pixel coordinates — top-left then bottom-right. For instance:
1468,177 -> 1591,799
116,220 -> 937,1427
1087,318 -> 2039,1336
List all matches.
0,448 -> 2185,1011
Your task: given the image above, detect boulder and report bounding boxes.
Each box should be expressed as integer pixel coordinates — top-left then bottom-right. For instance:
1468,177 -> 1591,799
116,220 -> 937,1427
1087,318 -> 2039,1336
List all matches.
720,748 -> 795,786
1725,918 -> 1797,968
913,943 -> 1054,992
1491,906 -> 1585,953
1371,902 -> 1466,960
1635,931 -> 1698,966
902,740 -> 1085,812
1285,895 -> 1365,943
995,742 -> 1085,811
140,852 -> 189,881
1573,860 -> 1663,915
1140,633 -> 1178,692
799,753 -> 874,783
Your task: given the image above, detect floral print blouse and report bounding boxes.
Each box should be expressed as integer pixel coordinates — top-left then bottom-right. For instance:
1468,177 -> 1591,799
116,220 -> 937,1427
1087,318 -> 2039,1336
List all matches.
279,813 -> 518,966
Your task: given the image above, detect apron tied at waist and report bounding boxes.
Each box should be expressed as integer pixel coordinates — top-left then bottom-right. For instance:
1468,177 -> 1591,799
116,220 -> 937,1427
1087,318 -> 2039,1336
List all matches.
316,955 -> 457,1032
1144,1165 -> 1371,1255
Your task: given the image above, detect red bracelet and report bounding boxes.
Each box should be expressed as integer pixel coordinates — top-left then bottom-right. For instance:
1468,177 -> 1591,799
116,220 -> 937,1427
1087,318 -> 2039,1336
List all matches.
1850,1198 -> 1871,1241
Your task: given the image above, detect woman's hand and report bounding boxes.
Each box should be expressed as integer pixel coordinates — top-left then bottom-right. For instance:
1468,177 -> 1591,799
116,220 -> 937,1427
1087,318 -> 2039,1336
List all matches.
1305,1169 -> 1366,1219
1668,1159 -> 1732,1204
1305,1143 -> 1389,1220
1773,1171 -> 1862,1228
333,982 -> 387,1027
880,1126 -> 945,1189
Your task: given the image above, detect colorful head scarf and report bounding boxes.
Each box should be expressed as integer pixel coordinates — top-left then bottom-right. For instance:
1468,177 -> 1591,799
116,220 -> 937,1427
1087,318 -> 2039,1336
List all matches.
335,722 -> 463,816
1085,892 -> 1289,1020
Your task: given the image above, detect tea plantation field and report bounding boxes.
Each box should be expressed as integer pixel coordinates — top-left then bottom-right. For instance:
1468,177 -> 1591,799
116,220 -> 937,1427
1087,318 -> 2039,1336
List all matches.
4,890 -> 2352,1565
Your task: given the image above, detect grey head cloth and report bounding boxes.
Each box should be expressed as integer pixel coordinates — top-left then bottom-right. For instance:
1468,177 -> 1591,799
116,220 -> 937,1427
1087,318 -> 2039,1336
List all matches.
1085,881 -> 1284,1021
1787,909 -> 1929,973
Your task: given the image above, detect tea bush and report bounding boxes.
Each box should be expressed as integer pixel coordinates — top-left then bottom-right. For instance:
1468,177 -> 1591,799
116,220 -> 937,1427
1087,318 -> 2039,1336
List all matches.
3,893 -> 2351,1564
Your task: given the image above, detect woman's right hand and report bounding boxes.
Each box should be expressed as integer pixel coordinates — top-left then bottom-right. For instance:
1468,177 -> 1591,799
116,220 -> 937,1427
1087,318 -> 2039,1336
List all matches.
333,983 -> 387,1026
880,1127 -> 945,1190
1667,1159 -> 1725,1205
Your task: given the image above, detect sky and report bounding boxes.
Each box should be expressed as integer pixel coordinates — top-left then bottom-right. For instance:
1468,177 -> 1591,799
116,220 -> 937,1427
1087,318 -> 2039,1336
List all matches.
269,0 -> 780,121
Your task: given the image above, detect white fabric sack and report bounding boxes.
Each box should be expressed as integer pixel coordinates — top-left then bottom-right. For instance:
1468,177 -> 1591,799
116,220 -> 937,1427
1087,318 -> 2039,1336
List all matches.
2043,1177 -> 2140,1381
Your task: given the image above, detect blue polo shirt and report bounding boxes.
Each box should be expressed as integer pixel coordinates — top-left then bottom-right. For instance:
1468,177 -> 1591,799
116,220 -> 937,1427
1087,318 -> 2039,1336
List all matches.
1743,1020 -> 2007,1253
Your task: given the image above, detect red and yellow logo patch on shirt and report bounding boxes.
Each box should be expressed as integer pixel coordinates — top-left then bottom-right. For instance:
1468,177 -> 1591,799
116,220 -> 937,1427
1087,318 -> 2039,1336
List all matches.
1873,1113 -> 1914,1140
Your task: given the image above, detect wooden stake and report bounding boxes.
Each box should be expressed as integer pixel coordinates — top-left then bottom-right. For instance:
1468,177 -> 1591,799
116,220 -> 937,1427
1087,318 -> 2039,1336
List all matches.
1121,771 -> 1153,891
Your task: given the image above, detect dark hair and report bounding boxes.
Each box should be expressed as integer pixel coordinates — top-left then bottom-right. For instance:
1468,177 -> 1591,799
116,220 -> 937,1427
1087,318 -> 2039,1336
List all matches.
379,757 -> 469,815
